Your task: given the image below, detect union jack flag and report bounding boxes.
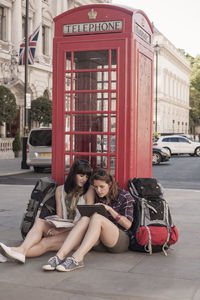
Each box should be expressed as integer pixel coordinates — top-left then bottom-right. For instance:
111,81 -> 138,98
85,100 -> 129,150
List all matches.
19,26 -> 40,65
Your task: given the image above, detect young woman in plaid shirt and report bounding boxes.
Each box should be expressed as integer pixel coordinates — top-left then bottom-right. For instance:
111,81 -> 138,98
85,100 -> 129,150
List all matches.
43,168 -> 135,272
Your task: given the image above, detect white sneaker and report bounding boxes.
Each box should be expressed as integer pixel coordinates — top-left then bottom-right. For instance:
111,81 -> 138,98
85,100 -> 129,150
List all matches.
0,242 -> 25,263
0,253 -> 7,263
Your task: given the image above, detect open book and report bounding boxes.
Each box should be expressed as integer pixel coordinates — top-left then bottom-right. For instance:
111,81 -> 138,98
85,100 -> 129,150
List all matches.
45,215 -> 75,228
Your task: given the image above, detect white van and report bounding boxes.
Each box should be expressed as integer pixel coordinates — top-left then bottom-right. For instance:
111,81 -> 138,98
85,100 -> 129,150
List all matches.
26,127 -> 52,172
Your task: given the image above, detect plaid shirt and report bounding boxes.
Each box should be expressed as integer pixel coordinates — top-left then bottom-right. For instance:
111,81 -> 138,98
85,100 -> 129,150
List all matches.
96,189 -> 135,239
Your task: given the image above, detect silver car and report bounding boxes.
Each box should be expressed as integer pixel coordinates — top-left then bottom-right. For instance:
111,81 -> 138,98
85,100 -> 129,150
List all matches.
26,127 -> 52,172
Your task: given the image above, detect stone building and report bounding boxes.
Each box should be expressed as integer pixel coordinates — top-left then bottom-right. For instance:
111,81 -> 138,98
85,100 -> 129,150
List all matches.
0,0 -> 110,139
0,1 -> 191,141
153,29 -> 191,135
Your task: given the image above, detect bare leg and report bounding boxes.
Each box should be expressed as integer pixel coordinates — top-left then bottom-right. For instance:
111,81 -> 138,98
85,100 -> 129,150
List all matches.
57,216 -> 90,260
26,231 -> 69,257
11,218 -> 52,256
72,213 -> 119,262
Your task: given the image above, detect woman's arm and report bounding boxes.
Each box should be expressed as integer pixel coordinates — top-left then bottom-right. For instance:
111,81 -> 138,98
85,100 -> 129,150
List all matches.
84,186 -> 95,205
101,204 -> 132,230
55,186 -> 63,218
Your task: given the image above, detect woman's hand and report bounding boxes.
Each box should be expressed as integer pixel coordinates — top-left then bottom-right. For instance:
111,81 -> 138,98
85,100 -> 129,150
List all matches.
95,203 -> 111,212
46,227 -> 69,236
46,228 -> 59,236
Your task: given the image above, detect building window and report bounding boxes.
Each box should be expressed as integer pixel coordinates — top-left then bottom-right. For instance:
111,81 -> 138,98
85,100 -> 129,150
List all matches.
22,17 -> 26,39
42,25 -> 49,55
0,6 -> 6,41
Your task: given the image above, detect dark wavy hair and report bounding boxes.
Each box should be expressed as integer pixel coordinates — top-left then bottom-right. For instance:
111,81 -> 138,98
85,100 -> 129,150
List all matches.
64,160 -> 92,195
91,168 -> 119,203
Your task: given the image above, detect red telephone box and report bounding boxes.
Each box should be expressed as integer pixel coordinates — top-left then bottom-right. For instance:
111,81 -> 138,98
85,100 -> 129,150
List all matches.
52,4 -> 154,189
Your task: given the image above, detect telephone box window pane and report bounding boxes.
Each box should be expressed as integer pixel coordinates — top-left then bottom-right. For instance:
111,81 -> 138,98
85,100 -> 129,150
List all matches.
73,114 -> 108,132
97,71 -> 108,90
66,52 -> 71,70
72,134 -> 108,153
71,155 -> 107,169
110,157 -> 116,175
97,93 -> 108,110
96,156 -> 107,169
74,50 -> 108,70
72,155 -> 90,163
111,115 -> 116,132
111,71 -> 116,90
65,135 -> 70,152
65,115 -> 70,131
111,93 -> 116,111
73,72 -> 108,90
65,94 -> 70,111
65,155 -> 70,172
97,135 -> 108,153
65,74 -> 71,91
110,135 -> 116,153
72,93 -> 108,111
111,50 -> 117,68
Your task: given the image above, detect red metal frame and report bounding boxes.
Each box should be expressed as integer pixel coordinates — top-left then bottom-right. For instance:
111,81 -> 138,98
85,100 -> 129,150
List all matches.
52,4 -> 153,188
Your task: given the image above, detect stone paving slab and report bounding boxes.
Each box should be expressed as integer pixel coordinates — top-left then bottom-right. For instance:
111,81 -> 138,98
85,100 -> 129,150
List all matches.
0,185 -> 200,300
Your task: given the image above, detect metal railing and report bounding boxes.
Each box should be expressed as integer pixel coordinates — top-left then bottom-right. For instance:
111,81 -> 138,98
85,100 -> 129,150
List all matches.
0,138 -> 15,159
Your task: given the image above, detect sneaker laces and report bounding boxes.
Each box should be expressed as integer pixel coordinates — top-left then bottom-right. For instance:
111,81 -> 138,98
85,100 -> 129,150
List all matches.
48,255 -> 61,267
63,256 -> 79,267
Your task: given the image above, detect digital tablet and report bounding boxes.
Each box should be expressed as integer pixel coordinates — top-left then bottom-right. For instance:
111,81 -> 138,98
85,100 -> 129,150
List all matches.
77,205 -> 109,218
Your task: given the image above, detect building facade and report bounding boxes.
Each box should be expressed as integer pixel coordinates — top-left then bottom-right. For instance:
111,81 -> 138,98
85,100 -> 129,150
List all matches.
0,1 -> 191,140
0,0 -> 110,138
153,30 -> 191,135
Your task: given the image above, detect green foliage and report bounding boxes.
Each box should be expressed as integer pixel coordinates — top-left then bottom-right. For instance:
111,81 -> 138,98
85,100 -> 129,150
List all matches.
187,55 -> 200,133
12,128 -> 22,152
0,85 -> 17,126
30,96 -> 52,126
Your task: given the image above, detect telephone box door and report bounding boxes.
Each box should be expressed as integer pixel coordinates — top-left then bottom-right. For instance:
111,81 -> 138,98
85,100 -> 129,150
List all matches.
53,39 -> 125,183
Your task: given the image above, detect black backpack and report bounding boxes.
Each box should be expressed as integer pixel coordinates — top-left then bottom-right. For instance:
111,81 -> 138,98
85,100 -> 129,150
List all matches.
128,178 -> 178,255
20,177 -> 58,239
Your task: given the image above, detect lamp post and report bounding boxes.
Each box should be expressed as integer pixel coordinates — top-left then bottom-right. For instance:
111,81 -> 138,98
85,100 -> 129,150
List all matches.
154,42 -> 160,133
21,0 -> 30,169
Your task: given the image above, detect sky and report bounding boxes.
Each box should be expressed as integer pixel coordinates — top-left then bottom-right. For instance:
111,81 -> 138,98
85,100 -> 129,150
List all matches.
113,0 -> 200,57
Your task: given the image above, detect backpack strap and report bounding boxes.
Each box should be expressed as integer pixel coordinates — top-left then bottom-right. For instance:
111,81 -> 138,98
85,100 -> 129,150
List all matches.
161,201 -> 170,256
144,226 -> 152,255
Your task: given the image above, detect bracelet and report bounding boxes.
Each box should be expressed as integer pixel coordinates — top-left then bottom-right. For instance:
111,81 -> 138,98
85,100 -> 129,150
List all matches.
115,213 -> 121,222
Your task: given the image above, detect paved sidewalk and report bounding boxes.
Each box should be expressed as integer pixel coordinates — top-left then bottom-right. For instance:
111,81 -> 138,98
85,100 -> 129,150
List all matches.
0,159 -> 200,299
0,158 -> 31,176
0,184 -> 200,300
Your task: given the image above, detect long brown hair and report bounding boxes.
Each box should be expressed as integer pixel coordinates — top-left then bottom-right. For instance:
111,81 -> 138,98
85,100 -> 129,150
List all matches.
64,160 -> 92,195
91,168 -> 119,204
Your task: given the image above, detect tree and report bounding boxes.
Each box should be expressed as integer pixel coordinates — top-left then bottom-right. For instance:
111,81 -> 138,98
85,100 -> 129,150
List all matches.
30,96 -> 52,126
0,85 -> 17,126
187,55 -> 200,134
12,128 -> 22,152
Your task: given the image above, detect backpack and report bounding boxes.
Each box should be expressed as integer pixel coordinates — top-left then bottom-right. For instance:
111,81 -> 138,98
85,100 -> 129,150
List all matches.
128,178 -> 178,255
20,177 -> 58,239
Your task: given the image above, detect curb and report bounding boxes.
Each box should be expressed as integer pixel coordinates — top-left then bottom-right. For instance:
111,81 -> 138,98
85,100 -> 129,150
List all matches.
0,170 -> 32,177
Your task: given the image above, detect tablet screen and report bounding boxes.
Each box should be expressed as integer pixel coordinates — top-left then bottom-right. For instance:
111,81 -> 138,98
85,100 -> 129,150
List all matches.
77,205 -> 109,218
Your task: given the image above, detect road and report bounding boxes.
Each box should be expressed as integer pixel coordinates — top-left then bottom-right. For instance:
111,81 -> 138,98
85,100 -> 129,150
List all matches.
152,155 -> 200,190
0,155 -> 199,189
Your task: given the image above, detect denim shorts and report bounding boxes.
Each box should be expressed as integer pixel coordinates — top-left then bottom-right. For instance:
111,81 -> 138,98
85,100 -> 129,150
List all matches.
93,229 -> 129,253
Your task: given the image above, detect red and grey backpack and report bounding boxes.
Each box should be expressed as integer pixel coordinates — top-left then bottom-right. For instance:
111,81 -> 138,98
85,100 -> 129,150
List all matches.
128,178 -> 178,255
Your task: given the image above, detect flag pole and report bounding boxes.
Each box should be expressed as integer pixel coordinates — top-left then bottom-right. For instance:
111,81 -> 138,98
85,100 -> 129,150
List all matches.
21,0 -> 30,169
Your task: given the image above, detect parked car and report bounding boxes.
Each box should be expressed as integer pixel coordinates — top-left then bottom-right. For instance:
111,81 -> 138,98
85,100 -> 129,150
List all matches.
152,147 -> 171,165
26,127 -> 52,172
153,135 -> 200,156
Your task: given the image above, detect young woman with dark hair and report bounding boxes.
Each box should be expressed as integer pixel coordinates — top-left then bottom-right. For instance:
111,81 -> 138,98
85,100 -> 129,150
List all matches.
0,160 -> 94,264
42,168 -> 135,272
